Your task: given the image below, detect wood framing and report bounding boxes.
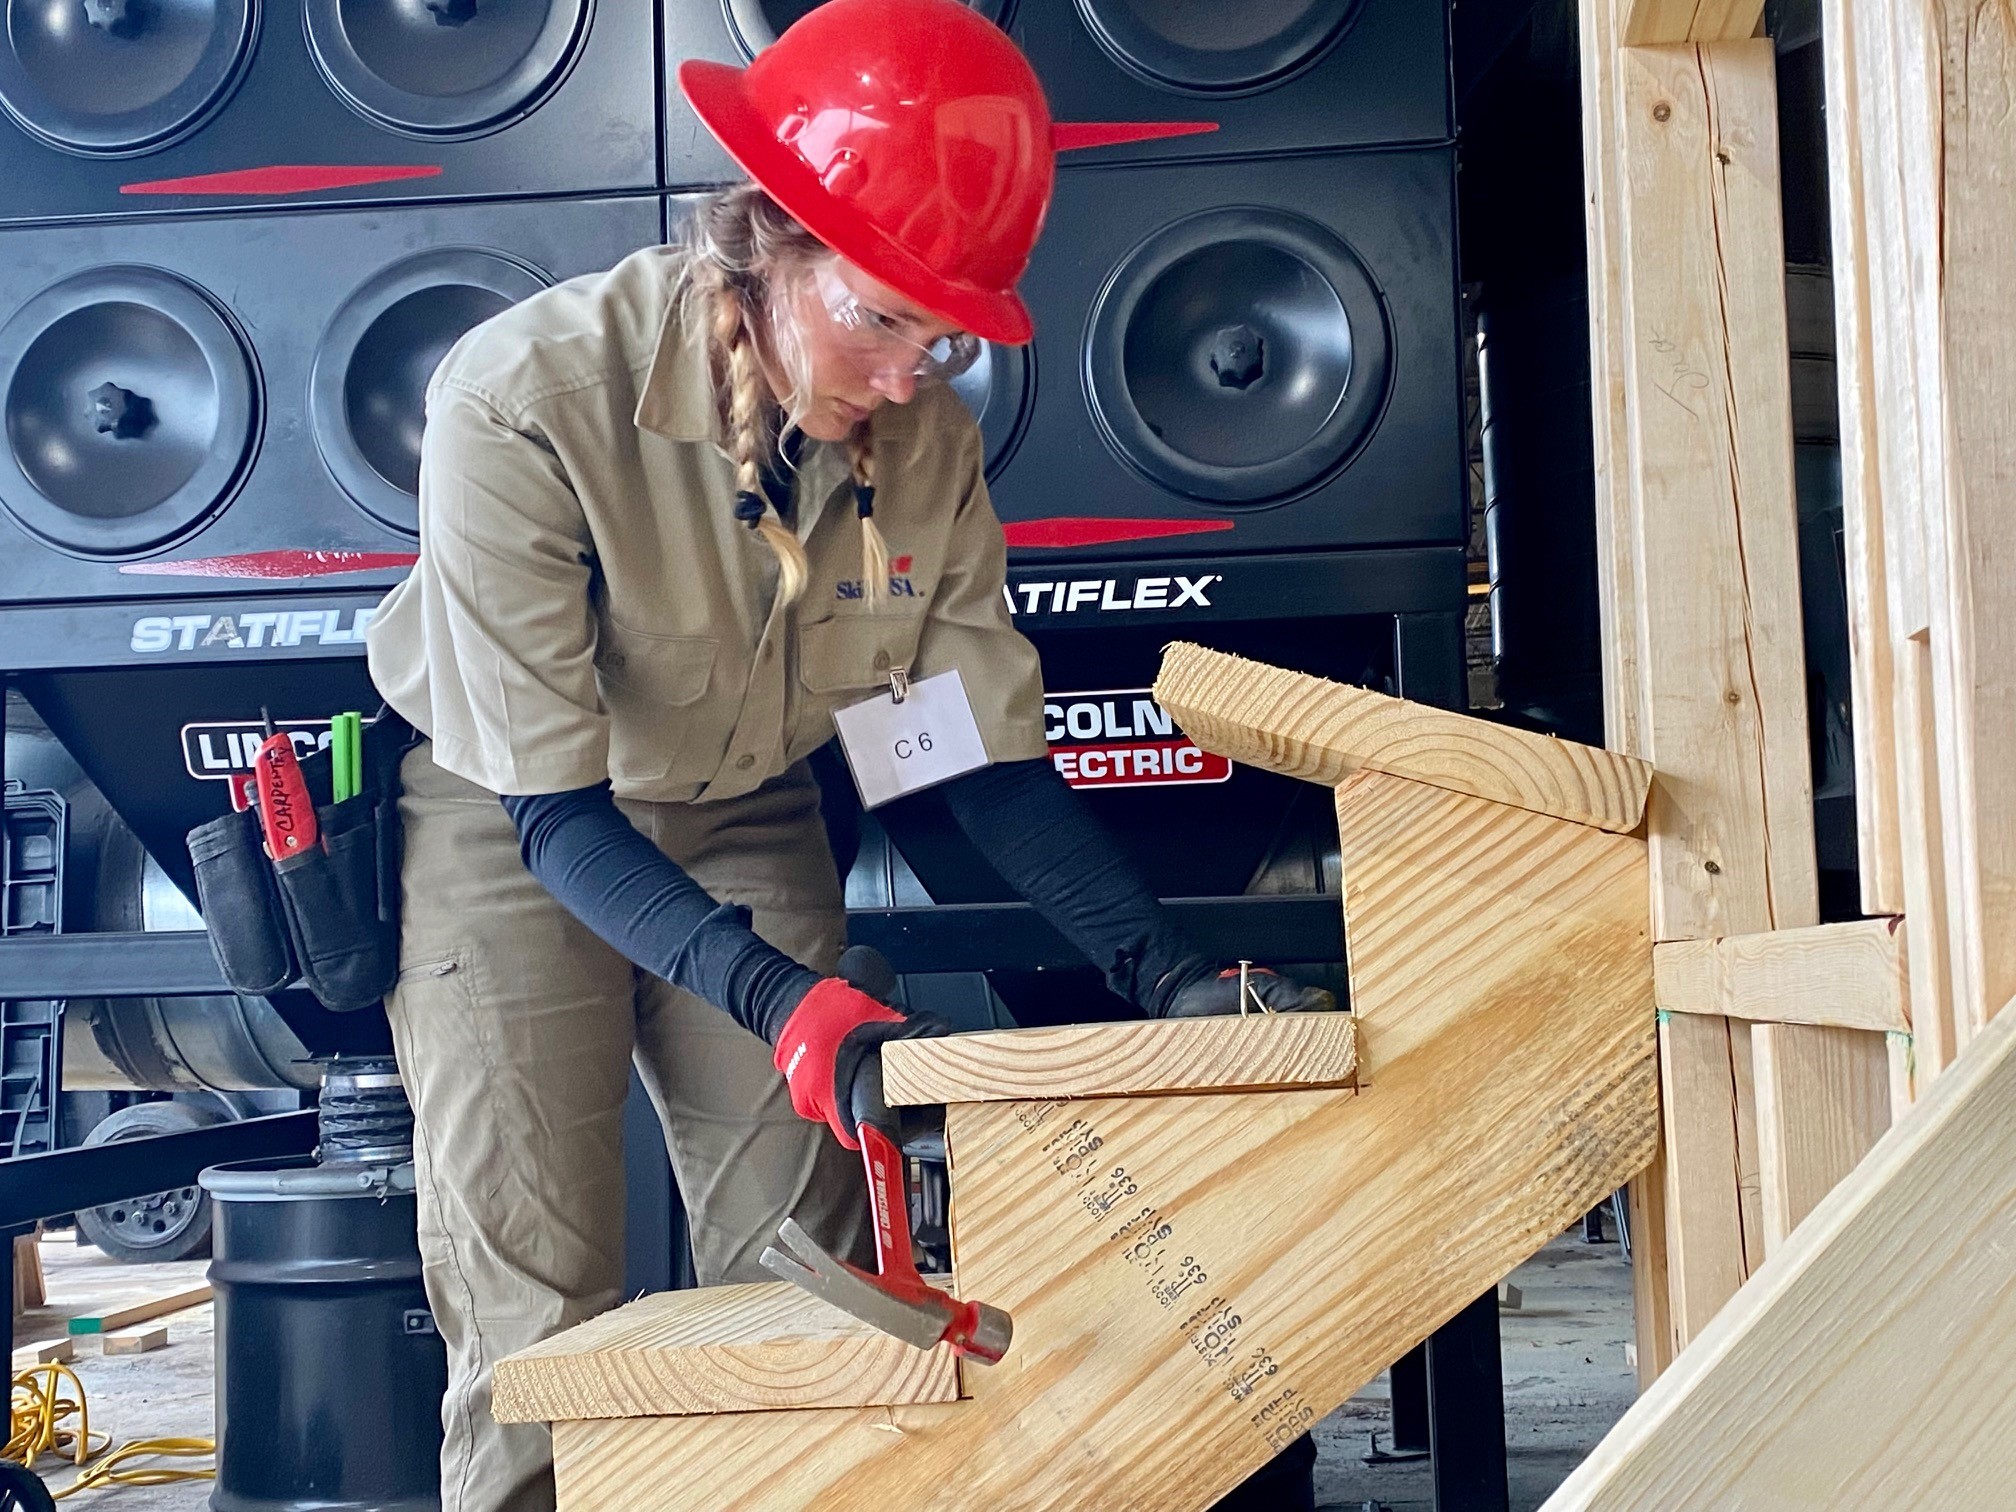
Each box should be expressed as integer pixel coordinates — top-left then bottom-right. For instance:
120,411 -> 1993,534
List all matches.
1620,0 -> 1762,47
1152,642 -> 1651,833
1653,920 -> 1909,1034
492,1281 -> 962,1423
1540,997 -> 2016,1511
884,1013 -> 1358,1108
528,768 -> 1658,1510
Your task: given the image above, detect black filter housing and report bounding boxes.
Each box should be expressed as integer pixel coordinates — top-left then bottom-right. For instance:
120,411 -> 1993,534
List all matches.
0,194 -> 661,605
989,147 -> 1464,561
0,0 -> 656,226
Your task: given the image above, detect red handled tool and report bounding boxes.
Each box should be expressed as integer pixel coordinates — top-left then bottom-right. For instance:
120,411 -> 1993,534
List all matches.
761,1121 -> 1013,1364
251,710 -> 319,863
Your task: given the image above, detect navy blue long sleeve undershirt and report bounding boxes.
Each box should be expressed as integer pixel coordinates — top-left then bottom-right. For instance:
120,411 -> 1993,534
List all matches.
502,757 -> 1210,1039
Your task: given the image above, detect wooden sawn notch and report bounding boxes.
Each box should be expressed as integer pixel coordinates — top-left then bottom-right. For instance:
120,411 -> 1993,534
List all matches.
511,647 -> 1659,1510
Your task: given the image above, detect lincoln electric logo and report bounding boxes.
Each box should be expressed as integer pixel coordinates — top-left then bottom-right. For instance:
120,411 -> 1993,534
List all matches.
837,554 -> 918,601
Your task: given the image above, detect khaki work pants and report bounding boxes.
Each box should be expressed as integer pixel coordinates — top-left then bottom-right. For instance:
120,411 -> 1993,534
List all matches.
384,743 -> 867,1512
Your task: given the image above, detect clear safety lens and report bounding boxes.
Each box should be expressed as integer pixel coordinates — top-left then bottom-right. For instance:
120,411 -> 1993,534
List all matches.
816,265 -> 981,381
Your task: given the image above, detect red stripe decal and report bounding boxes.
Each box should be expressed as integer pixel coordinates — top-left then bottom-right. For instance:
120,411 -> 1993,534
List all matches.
121,165 -> 444,197
1002,518 -> 1235,549
119,550 -> 420,580
1052,122 -> 1220,152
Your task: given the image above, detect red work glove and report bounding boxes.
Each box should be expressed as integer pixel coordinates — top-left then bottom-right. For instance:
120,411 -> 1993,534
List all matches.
772,978 -> 905,1149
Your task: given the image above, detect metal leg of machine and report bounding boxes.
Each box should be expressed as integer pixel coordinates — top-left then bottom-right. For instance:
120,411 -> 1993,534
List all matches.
1427,1290 -> 1513,1512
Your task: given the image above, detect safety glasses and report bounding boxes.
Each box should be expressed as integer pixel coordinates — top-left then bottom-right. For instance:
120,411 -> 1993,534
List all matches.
811,264 -> 982,382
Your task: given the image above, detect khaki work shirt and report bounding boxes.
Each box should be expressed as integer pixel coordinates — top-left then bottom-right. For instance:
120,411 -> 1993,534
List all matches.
367,246 -> 1048,802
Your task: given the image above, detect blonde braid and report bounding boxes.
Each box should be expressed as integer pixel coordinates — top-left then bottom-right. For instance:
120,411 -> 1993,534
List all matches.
846,428 -> 890,611
697,258 -> 809,606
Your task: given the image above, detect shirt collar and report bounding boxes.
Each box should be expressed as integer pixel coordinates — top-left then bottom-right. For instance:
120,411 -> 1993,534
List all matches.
633,282 -> 723,444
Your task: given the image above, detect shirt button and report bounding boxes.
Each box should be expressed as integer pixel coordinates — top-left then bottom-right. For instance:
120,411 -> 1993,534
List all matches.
735,754 -> 756,771
872,650 -> 891,671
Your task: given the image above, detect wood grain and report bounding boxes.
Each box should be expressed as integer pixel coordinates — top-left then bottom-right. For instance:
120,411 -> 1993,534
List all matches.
102,1326 -> 168,1356
882,1014 -> 1358,1108
1540,996 -> 2016,1511
1620,0 -> 1763,46
1653,919 -> 1910,1034
544,772 -> 1657,1510
67,1285 -> 211,1336
493,1281 -> 961,1423
1151,642 -> 1651,834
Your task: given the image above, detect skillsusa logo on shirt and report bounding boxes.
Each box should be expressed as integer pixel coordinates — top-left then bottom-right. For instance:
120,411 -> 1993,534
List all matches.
836,554 -> 920,601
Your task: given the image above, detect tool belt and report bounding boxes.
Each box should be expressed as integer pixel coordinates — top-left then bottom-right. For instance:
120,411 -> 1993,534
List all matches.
186,711 -> 418,1013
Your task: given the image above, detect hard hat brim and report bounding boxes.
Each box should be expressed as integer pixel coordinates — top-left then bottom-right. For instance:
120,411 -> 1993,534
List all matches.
679,59 -> 1036,347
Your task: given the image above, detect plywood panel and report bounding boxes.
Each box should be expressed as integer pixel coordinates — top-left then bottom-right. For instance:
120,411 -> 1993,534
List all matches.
883,1014 -> 1358,1108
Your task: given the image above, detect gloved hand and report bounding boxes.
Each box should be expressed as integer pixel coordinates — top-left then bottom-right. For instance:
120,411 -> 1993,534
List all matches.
1164,965 -> 1337,1019
770,948 -> 947,1149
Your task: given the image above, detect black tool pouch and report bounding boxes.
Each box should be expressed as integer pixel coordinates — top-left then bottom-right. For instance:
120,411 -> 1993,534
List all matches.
189,712 -> 417,1012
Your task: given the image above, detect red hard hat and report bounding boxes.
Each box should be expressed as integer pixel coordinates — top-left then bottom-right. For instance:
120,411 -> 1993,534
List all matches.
678,0 -> 1055,345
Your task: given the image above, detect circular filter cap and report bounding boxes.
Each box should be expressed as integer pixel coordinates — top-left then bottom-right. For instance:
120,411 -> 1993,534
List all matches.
947,340 -> 1033,483
0,0 -> 255,156
311,248 -> 549,535
0,266 -> 258,556
1072,0 -> 1361,95
721,0 -> 1012,59
305,0 -> 586,137
1084,206 -> 1389,505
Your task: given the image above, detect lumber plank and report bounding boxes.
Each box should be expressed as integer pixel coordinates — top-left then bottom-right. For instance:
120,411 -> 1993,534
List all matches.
1540,996 -> 2016,1511
1820,0 -> 1905,916
541,772 -> 1658,1510
66,1285 -> 212,1336
1579,0 -> 1668,1378
102,1326 -> 169,1356
12,1233 -> 43,1317
1926,0 -> 2016,1051
1653,919 -> 1910,1033
1751,1022 -> 1891,1249
493,1280 -> 960,1423
1151,642 -> 1651,833
13,1337 -> 73,1368
882,1013 -> 1358,1108
1619,0 -> 1762,47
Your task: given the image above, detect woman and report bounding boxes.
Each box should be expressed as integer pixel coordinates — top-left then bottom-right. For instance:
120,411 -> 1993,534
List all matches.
366,2 -> 1328,1508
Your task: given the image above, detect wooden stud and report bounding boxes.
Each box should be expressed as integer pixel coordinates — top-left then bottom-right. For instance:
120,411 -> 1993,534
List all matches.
494,1281 -> 960,1423
67,1285 -> 212,1337
534,771 -> 1658,1510
12,1232 -> 43,1317
1619,0 -> 1763,48
1152,643 -> 1651,834
1540,995 -> 2016,1511
883,1013 -> 1358,1108
1653,919 -> 1910,1034
101,1326 -> 169,1356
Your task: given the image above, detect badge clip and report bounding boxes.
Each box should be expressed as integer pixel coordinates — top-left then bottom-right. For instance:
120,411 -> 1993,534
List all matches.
888,666 -> 911,705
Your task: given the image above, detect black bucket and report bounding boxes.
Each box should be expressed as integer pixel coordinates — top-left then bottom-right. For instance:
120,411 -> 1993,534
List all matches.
201,1158 -> 446,1512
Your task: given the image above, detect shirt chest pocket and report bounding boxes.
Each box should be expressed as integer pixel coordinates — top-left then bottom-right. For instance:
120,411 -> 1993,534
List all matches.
791,610 -> 925,750
597,623 -> 721,785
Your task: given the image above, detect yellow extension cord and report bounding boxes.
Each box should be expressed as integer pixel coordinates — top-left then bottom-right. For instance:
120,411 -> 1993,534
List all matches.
8,1362 -> 215,1498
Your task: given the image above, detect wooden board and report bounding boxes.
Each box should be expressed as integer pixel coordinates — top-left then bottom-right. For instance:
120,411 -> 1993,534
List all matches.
1751,1022 -> 1892,1250
543,771 -> 1658,1510
1653,919 -> 1910,1034
1151,642 -> 1650,833
1540,995 -> 2016,1510
102,1326 -> 169,1356
67,1285 -> 212,1336
493,1280 -> 961,1423
13,1337 -> 72,1368
12,1232 -> 43,1317
1620,0 -> 1763,47
882,1013 -> 1358,1108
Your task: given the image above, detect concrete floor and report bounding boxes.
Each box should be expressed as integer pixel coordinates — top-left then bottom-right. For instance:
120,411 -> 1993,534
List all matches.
14,1226 -> 1634,1511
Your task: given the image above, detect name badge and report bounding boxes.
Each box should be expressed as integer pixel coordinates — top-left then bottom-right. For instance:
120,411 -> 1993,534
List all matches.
832,668 -> 991,809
